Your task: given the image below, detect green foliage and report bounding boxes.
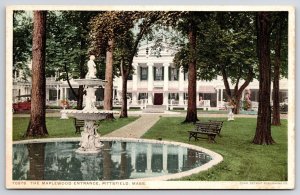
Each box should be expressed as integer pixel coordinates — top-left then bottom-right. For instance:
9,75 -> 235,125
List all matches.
45,11 -> 98,79
174,12 -> 258,82
143,117 -> 288,181
89,11 -> 136,57
13,11 -> 33,80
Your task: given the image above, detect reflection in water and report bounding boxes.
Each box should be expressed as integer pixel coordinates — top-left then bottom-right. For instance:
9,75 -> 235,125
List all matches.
13,141 -> 211,180
102,141 -> 112,180
27,143 -> 46,180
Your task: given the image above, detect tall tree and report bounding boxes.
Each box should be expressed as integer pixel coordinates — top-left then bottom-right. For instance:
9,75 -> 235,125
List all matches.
176,12 -> 209,123
253,12 -> 275,145
117,12 -> 167,118
214,12 -> 257,114
114,31 -> 135,118
104,39 -> 114,112
26,11 -> 48,137
185,16 -> 198,123
174,12 -> 257,115
271,12 -> 288,126
91,11 -> 181,118
90,11 -> 136,117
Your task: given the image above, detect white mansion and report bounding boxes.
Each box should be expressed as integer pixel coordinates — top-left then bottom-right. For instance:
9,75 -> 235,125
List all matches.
13,42 -> 289,110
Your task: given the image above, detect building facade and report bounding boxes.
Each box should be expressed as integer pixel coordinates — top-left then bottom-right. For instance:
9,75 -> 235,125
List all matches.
12,42 -> 289,110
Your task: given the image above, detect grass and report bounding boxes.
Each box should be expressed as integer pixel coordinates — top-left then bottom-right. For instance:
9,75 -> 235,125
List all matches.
142,117 -> 288,181
12,116 -> 139,141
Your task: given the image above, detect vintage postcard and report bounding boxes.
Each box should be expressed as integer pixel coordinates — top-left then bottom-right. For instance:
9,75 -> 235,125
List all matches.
6,5 -> 295,189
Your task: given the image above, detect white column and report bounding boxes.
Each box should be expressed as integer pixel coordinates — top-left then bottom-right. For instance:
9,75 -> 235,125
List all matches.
216,88 -> 219,108
46,87 -> 50,101
132,93 -> 137,105
221,88 -> 224,105
163,64 -> 169,109
132,63 -> 138,91
112,88 -> 115,100
131,64 -> 138,105
64,88 -> 68,100
59,87 -> 63,100
179,93 -> 184,105
146,144 -> 152,173
196,92 -> 200,107
56,85 -> 59,106
163,145 -> 168,173
147,63 -> 153,105
179,67 -> 184,106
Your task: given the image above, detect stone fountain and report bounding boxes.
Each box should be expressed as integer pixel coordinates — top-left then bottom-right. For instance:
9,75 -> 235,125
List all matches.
61,55 -> 118,154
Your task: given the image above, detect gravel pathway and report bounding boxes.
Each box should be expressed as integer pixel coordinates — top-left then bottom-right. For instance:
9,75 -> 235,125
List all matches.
103,115 -> 160,138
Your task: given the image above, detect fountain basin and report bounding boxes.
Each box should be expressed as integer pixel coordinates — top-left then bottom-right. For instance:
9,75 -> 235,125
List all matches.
61,110 -> 118,120
12,137 -> 223,181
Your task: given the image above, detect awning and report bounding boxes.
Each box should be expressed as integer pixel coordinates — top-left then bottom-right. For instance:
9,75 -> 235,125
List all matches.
198,86 -> 216,93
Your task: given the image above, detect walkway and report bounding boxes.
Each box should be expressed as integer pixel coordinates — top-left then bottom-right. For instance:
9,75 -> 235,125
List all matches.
103,114 -> 160,138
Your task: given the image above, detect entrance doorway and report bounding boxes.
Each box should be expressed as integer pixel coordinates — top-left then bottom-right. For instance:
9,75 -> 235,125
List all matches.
154,93 -> 163,105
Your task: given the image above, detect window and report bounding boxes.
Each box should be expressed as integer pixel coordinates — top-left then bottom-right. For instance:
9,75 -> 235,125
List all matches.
184,93 -> 188,100
127,93 -> 132,100
184,70 -> 188,81
169,67 -> 179,81
168,93 -> 179,100
128,72 -> 133,80
138,93 -> 148,100
154,66 -> 164,81
140,67 -> 148,80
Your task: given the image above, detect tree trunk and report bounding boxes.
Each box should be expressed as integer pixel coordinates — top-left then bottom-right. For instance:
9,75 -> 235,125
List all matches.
221,65 -> 254,114
253,12 -> 275,145
272,21 -> 282,126
63,62 -> 78,101
26,11 -> 48,137
120,60 -> 128,118
232,95 -> 241,114
184,20 -> 198,123
27,143 -> 45,180
104,39 -> 114,119
77,39 -> 86,110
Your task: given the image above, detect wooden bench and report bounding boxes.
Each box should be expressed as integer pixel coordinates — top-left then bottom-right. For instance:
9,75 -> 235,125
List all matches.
74,118 -> 85,134
208,120 -> 224,136
188,122 -> 221,143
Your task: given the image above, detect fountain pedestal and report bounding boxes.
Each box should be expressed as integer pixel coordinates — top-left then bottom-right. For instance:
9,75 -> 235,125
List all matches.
61,78 -> 118,154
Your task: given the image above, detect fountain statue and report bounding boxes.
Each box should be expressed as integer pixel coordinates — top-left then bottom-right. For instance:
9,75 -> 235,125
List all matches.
61,55 -> 118,154
226,100 -> 235,121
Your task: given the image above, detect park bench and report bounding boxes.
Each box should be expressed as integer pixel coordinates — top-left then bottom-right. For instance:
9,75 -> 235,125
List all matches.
188,121 -> 223,143
208,120 -> 224,136
74,118 -> 85,134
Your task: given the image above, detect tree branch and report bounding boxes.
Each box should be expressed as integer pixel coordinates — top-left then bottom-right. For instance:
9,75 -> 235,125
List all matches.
63,62 -> 78,100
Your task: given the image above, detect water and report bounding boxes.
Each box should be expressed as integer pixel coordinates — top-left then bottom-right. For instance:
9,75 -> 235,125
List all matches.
13,141 -> 212,180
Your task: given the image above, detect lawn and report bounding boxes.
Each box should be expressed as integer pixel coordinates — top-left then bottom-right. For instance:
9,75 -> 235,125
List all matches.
12,116 -> 139,141
142,117 -> 288,181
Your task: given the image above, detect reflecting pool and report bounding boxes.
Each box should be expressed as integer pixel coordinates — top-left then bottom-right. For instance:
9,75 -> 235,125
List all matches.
13,141 -> 212,180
